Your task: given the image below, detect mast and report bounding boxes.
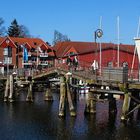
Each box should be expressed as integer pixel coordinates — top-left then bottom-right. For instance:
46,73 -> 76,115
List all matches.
117,16 -> 120,67
131,17 -> 140,76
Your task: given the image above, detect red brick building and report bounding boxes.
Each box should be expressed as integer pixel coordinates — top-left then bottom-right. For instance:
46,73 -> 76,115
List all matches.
53,41 -> 138,75
0,36 -> 55,74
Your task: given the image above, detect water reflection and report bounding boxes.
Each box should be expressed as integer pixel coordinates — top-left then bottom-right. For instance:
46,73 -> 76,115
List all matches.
0,92 -> 140,139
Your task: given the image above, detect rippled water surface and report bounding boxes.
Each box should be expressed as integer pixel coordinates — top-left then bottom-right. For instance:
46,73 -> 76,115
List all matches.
0,90 -> 140,140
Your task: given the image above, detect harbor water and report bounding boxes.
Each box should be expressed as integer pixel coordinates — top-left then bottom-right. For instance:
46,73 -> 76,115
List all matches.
0,89 -> 140,140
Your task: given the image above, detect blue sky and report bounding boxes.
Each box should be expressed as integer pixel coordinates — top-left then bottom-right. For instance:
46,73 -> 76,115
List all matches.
1,0 -> 140,45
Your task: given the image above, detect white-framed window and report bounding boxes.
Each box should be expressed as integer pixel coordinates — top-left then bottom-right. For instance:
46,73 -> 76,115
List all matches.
3,57 -> 12,64
3,48 -> 8,56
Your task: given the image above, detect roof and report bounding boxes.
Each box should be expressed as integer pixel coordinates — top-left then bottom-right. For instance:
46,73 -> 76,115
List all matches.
0,36 -> 51,49
53,41 -> 135,57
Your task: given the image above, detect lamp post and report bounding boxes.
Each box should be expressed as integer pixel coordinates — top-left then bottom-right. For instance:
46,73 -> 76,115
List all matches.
94,29 -> 103,74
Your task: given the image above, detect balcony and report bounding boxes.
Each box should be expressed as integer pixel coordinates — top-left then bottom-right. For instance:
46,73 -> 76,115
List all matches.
39,61 -> 48,65
23,60 -> 32,66
39,53 -> 48,58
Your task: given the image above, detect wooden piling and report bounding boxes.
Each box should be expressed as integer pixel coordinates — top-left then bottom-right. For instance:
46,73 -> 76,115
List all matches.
4,77 -> 9,102
66,82 -> 76,117
121,92 -> 131,121
44,87 -> 53,101
108,94 -> 117,114
85,89 -> 96,114
66,73 -> 76,117
26,81 -> 33,102
9,74 -> 14,102
59,76 -> 66,117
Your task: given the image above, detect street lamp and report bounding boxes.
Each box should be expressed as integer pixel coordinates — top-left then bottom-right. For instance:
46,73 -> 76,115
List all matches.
94,29 -> 103,74
95,29 -> 103,43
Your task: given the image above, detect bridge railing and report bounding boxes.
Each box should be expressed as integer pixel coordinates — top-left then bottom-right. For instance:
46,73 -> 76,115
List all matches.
1,61 -> 139,83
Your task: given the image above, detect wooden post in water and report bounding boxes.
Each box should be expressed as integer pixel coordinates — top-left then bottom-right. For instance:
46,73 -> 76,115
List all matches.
4,76 -> 9,102
121,83 -> 131,121
26,76 -> 33,102
9,74 -> 14,102
45,88 -> 53,101
59,76 -> 66,117
44,81 -> 53,101
66,72 -> 76,117
85,88 -> 96,114
108,94 -> 117,114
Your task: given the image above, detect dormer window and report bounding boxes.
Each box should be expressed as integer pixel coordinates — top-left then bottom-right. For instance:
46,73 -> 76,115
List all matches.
34,42 -> 37,45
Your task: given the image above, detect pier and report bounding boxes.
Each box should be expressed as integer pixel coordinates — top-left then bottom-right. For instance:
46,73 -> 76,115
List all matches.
1,62 -> 140,123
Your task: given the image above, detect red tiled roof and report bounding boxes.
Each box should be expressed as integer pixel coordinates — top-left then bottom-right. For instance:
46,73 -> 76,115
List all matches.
53,41 -> 135,57
0,36 -> 51,49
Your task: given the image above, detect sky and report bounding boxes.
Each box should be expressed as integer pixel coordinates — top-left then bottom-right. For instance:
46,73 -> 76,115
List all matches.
1,0 -> 140,45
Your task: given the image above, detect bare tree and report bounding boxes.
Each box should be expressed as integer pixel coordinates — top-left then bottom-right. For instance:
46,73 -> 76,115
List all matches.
53,30 -> 70,45
19,25 -> 31,38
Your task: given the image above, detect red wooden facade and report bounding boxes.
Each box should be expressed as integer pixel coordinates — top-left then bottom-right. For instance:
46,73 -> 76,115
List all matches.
0,36 -> 55,73
53,41 -> 139,75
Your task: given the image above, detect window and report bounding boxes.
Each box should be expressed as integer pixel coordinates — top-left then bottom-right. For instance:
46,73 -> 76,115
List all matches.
3,48 -> 8,56
3,57 -> 12,64
3,47 -> 12,57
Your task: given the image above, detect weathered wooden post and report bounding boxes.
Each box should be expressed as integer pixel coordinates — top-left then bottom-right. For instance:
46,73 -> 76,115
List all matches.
59,76 -> 66,117
66,72 -> 76,117
26,76 -> 33,102
121,83 -> 131,121
4,76 -> 9,102
85,88 -> 96,114
9,74 -> 14,102
108,94 -> 117,114
44,80 -> 53,101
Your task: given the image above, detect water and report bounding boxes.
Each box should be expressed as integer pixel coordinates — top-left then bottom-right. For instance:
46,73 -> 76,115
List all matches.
0,90 -> 140,140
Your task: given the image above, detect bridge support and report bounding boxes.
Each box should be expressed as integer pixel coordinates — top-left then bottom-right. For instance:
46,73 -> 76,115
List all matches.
4,76 -> 9,102
66,81 -> 76,116
45,87 -> 53,101
108,94 -> 117,114
59,76 -> 66,117
85,88 -> 96,114
26,81 -> 33,102
4,75 -> 15,102
66,73 -> 76,117
121,84 -> 131,121
9,74 -> 14,102
59,73 -> 76,117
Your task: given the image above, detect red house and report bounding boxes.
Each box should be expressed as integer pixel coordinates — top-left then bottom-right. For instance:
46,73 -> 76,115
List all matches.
0,36 -> 55,74
53,41 -> 139,78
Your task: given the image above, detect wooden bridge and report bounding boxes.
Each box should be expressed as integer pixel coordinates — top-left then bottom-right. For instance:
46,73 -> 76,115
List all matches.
1,63 -> 140,123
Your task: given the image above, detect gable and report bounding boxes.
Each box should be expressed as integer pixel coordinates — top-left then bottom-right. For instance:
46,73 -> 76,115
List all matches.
64,47 -> 78,56
0,37 -> 17,48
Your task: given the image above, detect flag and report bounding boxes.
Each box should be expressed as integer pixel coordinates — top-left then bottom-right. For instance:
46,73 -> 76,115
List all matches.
22,45 -> 28,62
38,46 -> 43,53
